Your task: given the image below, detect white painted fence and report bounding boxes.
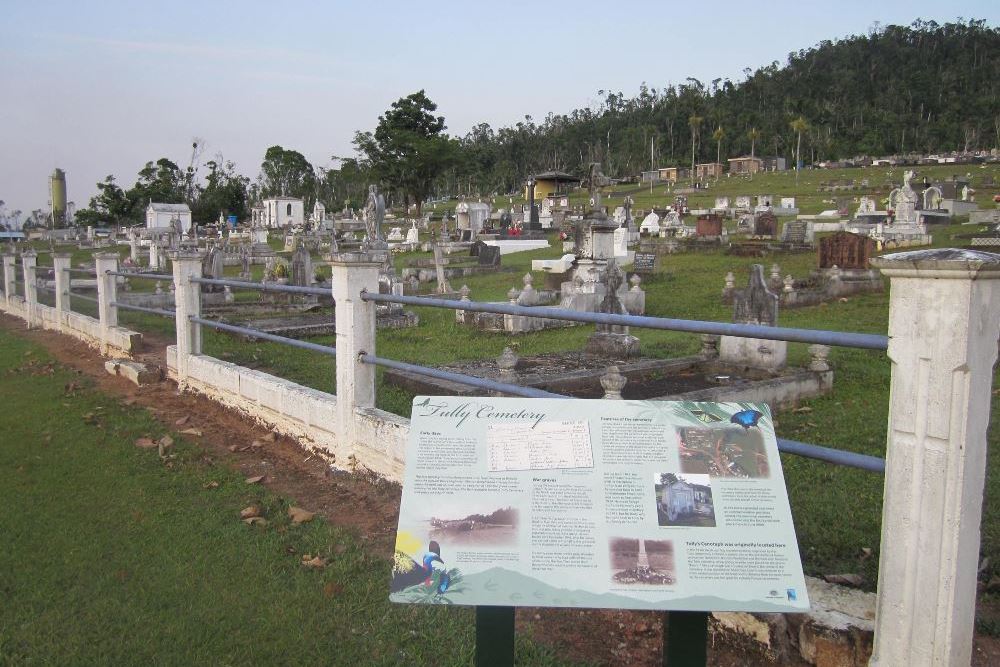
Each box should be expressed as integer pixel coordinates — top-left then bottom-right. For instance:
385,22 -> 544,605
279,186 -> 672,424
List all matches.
1,246 -> 998,665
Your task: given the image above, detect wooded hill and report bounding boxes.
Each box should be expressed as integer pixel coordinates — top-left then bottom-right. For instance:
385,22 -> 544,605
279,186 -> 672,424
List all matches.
450,20 -> 1000,194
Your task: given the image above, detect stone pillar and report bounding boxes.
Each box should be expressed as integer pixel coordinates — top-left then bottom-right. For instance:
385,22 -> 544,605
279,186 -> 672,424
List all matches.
52,252 -> 71,319
329,250 -> 384,446
1,254 -> 15,306
94,253 -> 119,353
170,251 -> 203,382
21,250 -> 37,327
869,249 -> 1000,667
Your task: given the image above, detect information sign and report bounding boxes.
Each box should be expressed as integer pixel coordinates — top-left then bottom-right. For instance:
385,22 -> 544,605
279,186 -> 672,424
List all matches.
390,397 -> 809,613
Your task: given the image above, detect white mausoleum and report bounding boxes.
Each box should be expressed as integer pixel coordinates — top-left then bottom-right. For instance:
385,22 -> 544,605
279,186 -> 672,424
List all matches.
262,197 -> 304,228
146,203 -> 192,233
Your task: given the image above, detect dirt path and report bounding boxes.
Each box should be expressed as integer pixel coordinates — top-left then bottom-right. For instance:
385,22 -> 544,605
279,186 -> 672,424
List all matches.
2,314 -> 997,666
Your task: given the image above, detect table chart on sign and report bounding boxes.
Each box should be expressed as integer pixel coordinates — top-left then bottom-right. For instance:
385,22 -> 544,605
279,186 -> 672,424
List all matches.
487,420 -> 593,471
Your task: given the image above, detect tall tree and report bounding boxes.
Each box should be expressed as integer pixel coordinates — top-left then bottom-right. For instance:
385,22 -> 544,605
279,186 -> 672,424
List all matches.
259,146 -> 317,211
712,126 -> 725,181
354,90 -> 457,212
688,114 -> 703,185
790,116 -> 810,182
192,156 -> 250,223
748,127 -> 761,180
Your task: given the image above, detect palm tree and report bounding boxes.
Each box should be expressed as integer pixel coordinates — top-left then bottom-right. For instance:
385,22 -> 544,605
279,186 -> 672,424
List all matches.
688,114 -> 703,186
790,116 -> 809,183
712,126 -> 725,181
747,127 -> 760,180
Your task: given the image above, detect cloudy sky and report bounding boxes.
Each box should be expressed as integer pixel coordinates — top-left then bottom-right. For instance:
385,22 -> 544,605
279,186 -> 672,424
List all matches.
1,1 -> 996,215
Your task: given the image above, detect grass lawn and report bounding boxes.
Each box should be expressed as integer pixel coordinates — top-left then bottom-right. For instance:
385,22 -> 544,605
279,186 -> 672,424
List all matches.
0,331 -> 579,666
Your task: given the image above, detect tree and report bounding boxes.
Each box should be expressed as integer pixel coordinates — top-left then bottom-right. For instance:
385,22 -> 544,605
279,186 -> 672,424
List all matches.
192,156 -> 250,223
747,127 -> 760,180
354,90 -> 457,212
688,114 -> 703,185
790,116 -> 810,182
712,126 -> 725,181
258,146 -> 317,211
131,158 -> 186,206
77,175 -> 133,226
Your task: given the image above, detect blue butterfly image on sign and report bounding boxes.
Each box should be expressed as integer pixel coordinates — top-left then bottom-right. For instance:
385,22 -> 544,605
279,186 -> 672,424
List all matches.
730,409 -> 764,429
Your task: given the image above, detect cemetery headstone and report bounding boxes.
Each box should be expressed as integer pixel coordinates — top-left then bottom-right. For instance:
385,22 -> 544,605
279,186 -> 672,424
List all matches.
733,264 -> 778,326
818,232 -> 875,270
291,245 -> 313,286
586,259 -> 640,357
632,252 -> 657,273
754,211 -> 777,238
893,171 -> 919,223
695,214 -> 723,237
478,245 -> 501,267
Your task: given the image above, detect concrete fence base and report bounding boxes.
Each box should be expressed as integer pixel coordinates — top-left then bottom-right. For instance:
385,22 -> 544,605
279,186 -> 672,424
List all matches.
165,346 -> 407,481
2,295 -> 141,357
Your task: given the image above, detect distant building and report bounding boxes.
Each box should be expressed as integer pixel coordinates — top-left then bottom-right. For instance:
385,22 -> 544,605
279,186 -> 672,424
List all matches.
728,156 -> 763,175
262,197 -> 304,228
762,156 -> 787,171
525,171 -> 578,200
694,162 -> 724,181
146,202 -> 192,233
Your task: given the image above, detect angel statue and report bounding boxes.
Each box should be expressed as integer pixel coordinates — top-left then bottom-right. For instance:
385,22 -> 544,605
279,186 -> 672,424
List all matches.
363,184 -> 387,249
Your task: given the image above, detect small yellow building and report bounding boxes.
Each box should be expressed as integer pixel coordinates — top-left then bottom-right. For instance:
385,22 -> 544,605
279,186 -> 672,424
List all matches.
525,171 -> 579,200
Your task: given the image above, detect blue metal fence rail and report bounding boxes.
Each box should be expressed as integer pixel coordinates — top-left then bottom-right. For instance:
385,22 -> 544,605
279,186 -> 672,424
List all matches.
191,276 -> 330,297
360,292 -> 889,351
110,302 -> 175,318
190,316 -> 337,357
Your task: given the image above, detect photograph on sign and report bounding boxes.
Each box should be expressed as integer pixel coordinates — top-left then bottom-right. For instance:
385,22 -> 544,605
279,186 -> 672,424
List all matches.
390,397 -> 809,612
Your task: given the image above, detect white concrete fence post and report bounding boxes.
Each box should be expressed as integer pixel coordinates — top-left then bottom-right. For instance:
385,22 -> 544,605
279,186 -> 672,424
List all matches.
170,251 -> 203,384
870,249 -> 1000,666
2,254 -> 15,307
21,249 -> 38,328
94,253 -> 119,354
52,252 -> 71,320
329,250 -> 384,447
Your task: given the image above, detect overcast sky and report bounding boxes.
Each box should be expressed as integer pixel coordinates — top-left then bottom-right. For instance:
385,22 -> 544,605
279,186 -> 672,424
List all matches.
1,1 -> 996,215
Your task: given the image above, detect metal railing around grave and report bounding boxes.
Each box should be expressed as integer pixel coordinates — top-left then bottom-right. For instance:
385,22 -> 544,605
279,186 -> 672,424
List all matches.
358,290 -> 888,473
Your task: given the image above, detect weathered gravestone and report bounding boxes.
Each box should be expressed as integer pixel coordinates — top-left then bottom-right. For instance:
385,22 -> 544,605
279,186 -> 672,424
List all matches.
632,252 -> 657,273
470,239 -> 487,257
585,259 -> 639,357
754,211 -> 777,238
201,247 -> 224,292
695,214 -> 723,237
291,245 -> 313,286
478,245 -> 501,267
781,220 -> 810,244
818,232 -> 876,270
719,264 -> 786,370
